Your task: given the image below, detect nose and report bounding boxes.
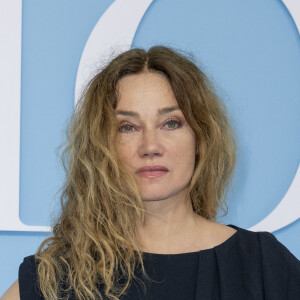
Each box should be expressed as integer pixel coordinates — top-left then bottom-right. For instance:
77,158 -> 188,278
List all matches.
138,129 -> 164,158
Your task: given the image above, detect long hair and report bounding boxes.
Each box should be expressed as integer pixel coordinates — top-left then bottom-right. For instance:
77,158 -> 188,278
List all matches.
36,46 -> 237,299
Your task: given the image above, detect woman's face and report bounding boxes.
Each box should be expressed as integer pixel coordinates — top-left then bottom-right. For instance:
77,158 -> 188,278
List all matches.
115,71 -> 196,202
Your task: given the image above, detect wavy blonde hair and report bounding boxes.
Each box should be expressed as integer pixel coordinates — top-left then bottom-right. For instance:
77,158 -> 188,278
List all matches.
36,46 -> 237,299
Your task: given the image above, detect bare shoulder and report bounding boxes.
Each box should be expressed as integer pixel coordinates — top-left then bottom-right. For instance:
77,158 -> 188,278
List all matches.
211,221 -> 237,235
1,280 -> 20,300
201,219 -> 237,248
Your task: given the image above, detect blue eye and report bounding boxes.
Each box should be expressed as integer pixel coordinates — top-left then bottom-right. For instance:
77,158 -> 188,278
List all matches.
118,124 -> 136,133
118,119 -> 182,133
164,119 -> 182,129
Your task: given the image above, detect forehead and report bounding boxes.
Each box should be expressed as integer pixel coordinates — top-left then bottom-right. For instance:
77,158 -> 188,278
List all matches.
116,71 -> 178,109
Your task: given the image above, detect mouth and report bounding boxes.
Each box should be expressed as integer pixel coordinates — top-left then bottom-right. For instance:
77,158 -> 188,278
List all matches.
136,165 -> 169,179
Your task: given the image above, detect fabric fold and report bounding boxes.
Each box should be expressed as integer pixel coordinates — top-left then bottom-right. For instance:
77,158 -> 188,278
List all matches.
18,225 -> 300,299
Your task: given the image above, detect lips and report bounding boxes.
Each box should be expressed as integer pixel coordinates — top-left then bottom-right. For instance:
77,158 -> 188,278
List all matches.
136,165 -> 169,179
137,165 -> 169,173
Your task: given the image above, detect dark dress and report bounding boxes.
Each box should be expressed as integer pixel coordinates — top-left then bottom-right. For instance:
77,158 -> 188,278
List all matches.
19,224 -> 300,299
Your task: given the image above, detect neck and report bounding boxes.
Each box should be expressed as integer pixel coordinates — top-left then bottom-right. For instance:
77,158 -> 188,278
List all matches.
135,193 -> 205,254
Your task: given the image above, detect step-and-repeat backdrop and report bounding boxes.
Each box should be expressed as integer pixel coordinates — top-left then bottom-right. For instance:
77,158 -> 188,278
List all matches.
0,0 -> 299,294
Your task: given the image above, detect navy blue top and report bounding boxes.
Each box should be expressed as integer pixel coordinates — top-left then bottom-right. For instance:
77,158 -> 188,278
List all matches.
19,224 -> 300,299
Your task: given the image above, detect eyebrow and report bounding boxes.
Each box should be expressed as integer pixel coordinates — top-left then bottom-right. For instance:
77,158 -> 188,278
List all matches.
116,106 -> 180,118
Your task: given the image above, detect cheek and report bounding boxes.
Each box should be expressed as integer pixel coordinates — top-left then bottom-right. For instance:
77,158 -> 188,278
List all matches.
175,145 -> 195,167
117,142 -> 135,168
171,135 -> 196,168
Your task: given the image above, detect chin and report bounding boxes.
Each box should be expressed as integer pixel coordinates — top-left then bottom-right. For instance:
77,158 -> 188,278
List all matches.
140,189 -> 180,202
140,190 -> 169,202
139,184 -> 189,202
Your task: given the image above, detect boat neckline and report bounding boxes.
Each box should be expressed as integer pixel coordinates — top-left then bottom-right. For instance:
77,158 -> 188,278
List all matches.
139,224 -> 241,256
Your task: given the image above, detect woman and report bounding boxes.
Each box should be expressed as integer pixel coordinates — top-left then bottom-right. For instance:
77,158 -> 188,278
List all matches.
2,46 -> 300,299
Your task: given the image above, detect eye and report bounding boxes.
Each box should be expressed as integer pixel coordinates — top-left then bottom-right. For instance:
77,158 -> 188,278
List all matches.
118,123 -> 137,133
163,119 -> 182,130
